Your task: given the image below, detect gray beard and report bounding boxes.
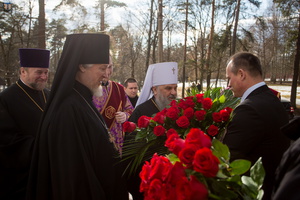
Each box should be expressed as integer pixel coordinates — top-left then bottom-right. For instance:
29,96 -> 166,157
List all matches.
29,82 -> 46,91
155,97 -> 170,111
92,85 -> 103,97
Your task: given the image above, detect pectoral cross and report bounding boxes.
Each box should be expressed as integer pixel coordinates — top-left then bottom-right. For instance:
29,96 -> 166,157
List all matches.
172,67 -> 175,74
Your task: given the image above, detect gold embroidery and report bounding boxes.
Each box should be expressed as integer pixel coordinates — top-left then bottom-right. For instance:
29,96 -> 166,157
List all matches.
105,106 -> 116,119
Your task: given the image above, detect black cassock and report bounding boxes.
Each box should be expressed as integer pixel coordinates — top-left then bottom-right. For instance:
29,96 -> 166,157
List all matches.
128,96 -> 159,123
0,79 -> 49,200
26,81 -> 127,200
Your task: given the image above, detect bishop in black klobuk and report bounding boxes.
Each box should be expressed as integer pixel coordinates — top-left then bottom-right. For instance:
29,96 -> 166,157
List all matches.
26,34 -> 128,200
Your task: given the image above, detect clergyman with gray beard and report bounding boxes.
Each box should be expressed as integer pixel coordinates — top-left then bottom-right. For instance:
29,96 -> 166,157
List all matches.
124,62 -> 178,200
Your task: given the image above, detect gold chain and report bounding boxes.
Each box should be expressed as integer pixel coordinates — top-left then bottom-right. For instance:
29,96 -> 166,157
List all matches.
16,81 -> 46,112
73,88 -> 118,150
151,98 -> 161,111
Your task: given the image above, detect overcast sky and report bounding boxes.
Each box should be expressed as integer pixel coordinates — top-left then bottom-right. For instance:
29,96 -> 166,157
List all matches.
11,0 -> 272,31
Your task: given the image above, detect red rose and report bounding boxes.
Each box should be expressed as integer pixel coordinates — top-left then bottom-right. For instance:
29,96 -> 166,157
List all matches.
207,125 -> 219,137
188,175 -> 208,200
183,107 -> 194,120
194,110 -> 206,121
165,134 -> 185,156
161,183 -> 177,200
176,176 -> 191,200
137,116 -> 151,128
153,125 -> 166,136
178,144 -> 198,166
145,178 -> 164,200
193,147 -> 220,177
165,133 -> 180,148
166,162 -> 186,186
178,99 -> 188,110
170,100 -> 177,107
149,153 -> 173,182
122,121 -> 136,133
225,106 -> 233,114
152,111 -> 166,124
196,93 -> 204,103
160,108 -> 168,115
185,128 -> 211,149
220,109 -> 230,121
212,112 -> 222,123
202,98 -> 213,110
172,139 -> 186,156
185,98 -> 195,108
166,106 -> 180,120
140,161 -> 152,192
176,116 -> 190,128
166,128 -> 178,138
184,96 -> 194,100
178,98 -> 195,109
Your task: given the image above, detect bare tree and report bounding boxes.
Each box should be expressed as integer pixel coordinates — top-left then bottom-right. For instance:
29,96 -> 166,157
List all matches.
94,0 -> 126,32
205,0 -> 215,89
272,0 -> 300,108
38,0 -> 46,49
182,0 -> 189,98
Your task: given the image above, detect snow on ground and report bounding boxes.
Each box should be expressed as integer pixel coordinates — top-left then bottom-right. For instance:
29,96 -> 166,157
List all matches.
177,80 -> 300,106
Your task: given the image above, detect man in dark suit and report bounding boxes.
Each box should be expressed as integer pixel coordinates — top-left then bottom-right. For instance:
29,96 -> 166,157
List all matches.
222,52 -> 290,200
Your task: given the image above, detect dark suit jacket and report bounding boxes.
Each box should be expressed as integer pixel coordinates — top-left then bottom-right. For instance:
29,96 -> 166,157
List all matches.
223,85 -> 290,200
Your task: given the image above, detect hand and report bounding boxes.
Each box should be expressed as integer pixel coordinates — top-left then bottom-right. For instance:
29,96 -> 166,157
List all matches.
115,111 -> 127,123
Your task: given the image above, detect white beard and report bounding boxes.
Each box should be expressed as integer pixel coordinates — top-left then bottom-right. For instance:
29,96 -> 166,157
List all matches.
92,85 -> 103,97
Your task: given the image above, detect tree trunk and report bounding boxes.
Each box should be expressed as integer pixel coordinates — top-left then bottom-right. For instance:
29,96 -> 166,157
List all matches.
290,14 -> 300,109
205,0 -> 215,90
100,0 -> 105,32
182,0 -> 188,98
145,0 -> 155,73
231,0 -> 240,55
38,0 -> 46,49
157,0 -> 163,62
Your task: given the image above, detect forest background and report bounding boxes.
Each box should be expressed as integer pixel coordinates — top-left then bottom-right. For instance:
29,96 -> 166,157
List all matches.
0,0 -> 299,109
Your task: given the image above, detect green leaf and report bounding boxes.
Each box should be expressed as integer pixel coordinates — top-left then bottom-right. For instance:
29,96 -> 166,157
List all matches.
250,157 -> 265,188
241,176 -> 258,195
216,166 -> 230,178
219,94 -> 226,104
229,159 -> 251,176
226,174 -> 242,184
212,139 -> 230,163
146,131 -> 157,141
257,189 -> 264,200
209,178 -> 239,199
167,153 -> 180,163
135,129 -> 147,140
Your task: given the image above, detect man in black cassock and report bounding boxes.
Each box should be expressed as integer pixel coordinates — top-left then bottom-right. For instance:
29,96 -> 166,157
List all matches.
26,34 -> 128,200
0,48 -> 50,200
125,62 -> 178,200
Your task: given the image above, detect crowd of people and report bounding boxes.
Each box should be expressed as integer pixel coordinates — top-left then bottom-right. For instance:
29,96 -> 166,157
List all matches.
0,33 -> 298,200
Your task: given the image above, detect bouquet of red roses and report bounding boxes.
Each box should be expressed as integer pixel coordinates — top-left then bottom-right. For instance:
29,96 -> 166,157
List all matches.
138,128 -> 264,200
122,88 -> 264,199
123,88 -> 238,141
